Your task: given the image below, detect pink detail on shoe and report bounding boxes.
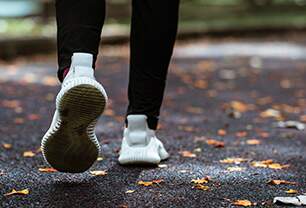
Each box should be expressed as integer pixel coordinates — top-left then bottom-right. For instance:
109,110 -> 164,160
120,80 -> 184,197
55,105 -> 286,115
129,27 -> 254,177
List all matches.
63,68 -> 69,80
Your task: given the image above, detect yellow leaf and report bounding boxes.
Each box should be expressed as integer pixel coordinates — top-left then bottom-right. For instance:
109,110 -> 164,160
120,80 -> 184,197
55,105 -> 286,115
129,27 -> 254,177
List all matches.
268,163 -> 290,170
2,143 -> 12,149
286,189 -> 298,194
220,158 -> 247,164
227,167 -> 245,172
191,177 -> 210,184
233,200 -> 253,207
90,170 -> 107,176
251,160 -> 289,169
246,139 -> 261,145
180,151 -> 196,158
4,189 -> 29,196
38,167 -> 57,173
126,190 -> 135,194
268,180 -> 297,185
230,101 -> 249,113
23,151 -> 35,157
96,157 -> 104,161
137,181 -> 153,186
194,184 -> 209,191
137,179 -> 163,187
260,109 -> 283,120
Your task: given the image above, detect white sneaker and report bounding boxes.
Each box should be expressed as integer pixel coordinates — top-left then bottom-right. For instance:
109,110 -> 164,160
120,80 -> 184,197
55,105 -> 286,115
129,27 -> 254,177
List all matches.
118,115 -> 169,165
41,53 -> 108,173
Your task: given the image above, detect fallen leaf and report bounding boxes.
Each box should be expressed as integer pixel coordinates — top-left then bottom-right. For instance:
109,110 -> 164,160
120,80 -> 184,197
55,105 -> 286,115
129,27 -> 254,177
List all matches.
180,151 -> 196,158
104,109 -> 115,116
246,139 -> 261,145
193,184 -> 209,191
227,167 -> 245,172
137,179 -> 163,187
137,181 -> 153,186
220,158 -> 248,164
260,109 -> 283,120
206,139 -> 225,148
218,129 -> 227,136
230,101 -> 249,113
268,180 -> 297,185
158,164 -> 168,168
300,115 -> 306,123
90,170 -> 108,176
251,160 -> 289,169
191,177 -> 210,184
96,157 -> 103,161
14,118 -> 24,124
236,131 -> 248,138
2,143 -> 12,149
193,80 -> 208,89
233,199 -> 253,207
23,151 -> 35,157
4,189 -> 29,196
27,114 -> 40,121
268,163 -> 290,170
38,167 -> 57,173
185,106 -> 204,114
286,189 -> 298,194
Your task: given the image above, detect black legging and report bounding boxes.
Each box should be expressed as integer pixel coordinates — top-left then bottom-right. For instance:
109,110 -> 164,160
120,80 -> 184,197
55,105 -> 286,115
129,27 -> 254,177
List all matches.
56,0 -> 180,130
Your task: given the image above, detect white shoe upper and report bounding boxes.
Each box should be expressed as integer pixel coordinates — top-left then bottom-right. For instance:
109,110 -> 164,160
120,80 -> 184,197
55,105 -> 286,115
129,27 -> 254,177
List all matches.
119,115 -> 169,165
41,53 -> 107,164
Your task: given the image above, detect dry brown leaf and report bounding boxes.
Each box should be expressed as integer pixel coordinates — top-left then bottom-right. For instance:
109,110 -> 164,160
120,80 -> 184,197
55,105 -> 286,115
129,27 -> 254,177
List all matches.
23,151 -> 35,157
218,129 -> 227,136
90,170 -> 108,176
14,118 -> 24,124
38,167 -> 58,173
27,114 -> 41,121
236,131 -> 248,138
137,179 -> 163,187
286,189 -> 298,194
251,160 -> 289,169
268,163 -> 290,170
260,109 -> 283,120
193,80 -> 208,89
268,180 -> 297,185
191,177 -> 210,184
193,184 -> 209,191
4,189 -> 29,196
300,115 -> 306,123
230,101 -> 249,113
220,158 -> 248,164
206,139 -> 225,148
2,143 -> 12,149
185,106 -> 204,114
137,181 -> 153,186
246,139 -> 261,145
233,199 -> 253,207
104,109 -> 115,116
180,151 -> 196,158
42,76 -> 58,86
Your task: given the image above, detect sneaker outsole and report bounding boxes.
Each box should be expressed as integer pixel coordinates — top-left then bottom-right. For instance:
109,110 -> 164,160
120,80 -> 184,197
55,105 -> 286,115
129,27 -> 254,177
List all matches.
42,83 -> 107,173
